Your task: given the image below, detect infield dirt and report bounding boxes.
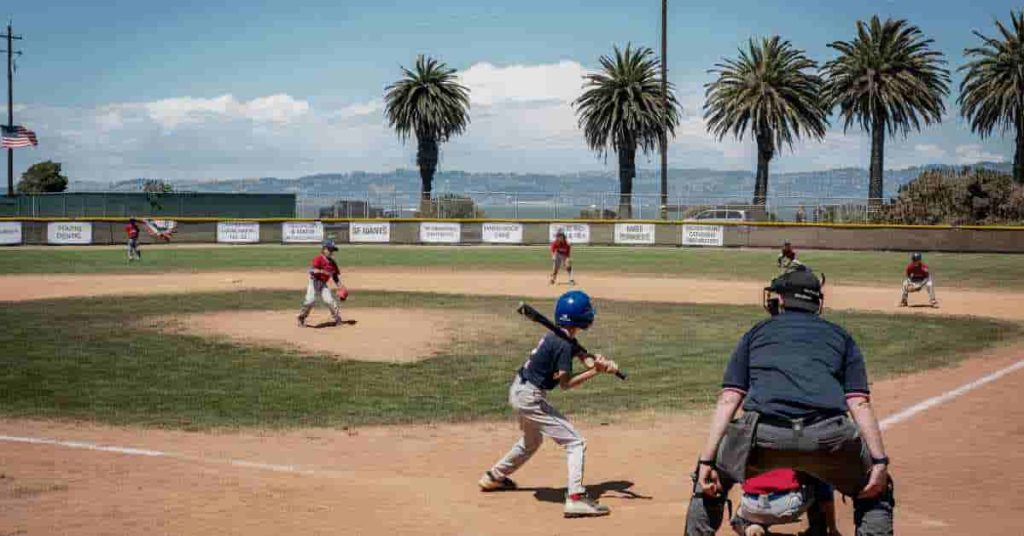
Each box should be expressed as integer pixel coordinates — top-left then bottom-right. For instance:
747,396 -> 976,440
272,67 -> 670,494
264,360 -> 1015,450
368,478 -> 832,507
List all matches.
1,268 -> 1022,535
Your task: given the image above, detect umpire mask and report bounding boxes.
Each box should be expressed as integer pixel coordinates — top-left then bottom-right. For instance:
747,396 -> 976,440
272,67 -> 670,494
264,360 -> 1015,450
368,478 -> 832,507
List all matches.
764,265 -> 826,315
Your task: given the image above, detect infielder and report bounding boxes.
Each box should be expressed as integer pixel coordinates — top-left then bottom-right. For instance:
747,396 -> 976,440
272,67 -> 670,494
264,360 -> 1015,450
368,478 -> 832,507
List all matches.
550,230 -> 575,285
297,240 -> 346,327
125,218 -> 142,262
478,290 -> 619,518
900,252 -> 938,307
777,241 -> 800,272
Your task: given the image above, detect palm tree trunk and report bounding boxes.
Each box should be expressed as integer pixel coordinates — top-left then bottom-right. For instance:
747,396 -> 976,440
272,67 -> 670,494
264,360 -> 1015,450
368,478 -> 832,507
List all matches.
753,130 -> 773,206
1015,115 -> 1024,185
416,135 -> 439,212
617,143 -> 636,219
869,115 -> 885,207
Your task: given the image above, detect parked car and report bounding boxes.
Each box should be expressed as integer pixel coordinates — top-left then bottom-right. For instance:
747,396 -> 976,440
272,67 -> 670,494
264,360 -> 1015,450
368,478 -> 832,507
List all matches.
690,208 -> 753,222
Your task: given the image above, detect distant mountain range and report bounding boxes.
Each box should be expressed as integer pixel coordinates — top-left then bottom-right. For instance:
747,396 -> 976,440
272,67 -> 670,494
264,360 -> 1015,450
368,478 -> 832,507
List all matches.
70,162 -> 1012,203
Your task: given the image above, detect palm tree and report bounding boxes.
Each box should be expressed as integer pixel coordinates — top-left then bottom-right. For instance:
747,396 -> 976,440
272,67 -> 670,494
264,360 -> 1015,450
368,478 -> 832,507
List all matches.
822,16 -> 950,206
384,55 -> 470,204
575,44 -> 680,219
705,36 -> 828,206
959,10 -> 1024,184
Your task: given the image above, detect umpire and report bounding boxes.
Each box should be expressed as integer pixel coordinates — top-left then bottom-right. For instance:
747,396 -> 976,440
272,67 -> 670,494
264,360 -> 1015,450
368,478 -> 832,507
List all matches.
684,265 -> 894,535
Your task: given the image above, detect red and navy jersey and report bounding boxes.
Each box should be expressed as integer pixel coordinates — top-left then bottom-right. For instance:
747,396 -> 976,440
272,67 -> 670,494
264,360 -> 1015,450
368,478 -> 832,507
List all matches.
906,262 -> 930,281
125,223 -> 139,239
550,239 -> 571,257
742,468 -> 801,495
310,254 -> 340,283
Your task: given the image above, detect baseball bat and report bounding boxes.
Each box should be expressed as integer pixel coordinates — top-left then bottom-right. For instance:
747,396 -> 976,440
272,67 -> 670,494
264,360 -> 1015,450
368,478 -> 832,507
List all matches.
516,302 -> 628,381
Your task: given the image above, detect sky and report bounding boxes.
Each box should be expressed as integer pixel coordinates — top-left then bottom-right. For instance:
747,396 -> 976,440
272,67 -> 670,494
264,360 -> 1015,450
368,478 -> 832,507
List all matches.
2,0 -> 1017,183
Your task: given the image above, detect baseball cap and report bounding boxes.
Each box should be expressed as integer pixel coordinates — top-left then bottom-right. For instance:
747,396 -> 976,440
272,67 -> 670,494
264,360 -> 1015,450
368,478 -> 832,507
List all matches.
322,239 -> 339,251
765,264 -> 823,312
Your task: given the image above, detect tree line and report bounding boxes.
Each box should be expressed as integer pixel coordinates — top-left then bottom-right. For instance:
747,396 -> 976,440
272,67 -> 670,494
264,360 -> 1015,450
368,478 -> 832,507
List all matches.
384,11 -> 1024,218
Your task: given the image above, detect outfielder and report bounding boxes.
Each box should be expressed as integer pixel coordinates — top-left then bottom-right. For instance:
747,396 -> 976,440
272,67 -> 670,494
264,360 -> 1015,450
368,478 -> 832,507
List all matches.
899,252 -> 938,307
478,290 -> 619,518
549,230 -> 575,285
685,265 -> 894,536
296,240 -> 346,327
125,218 -> 142,262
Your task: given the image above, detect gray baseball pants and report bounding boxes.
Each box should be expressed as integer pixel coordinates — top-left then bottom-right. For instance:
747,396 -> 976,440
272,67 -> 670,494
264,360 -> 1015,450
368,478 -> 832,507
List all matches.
489,377 -> 587,496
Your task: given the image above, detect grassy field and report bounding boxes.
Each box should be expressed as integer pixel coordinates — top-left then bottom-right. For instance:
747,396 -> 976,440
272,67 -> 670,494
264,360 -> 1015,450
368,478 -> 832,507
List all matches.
0,289 -> 1017,429
1,245 -> 1023,289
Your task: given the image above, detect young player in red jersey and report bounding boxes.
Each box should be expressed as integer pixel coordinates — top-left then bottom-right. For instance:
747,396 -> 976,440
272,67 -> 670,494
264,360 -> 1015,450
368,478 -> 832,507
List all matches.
297,240 -> 345,327
900,252 -> 938,307
549,230 -> 575,285
125,218 -> 141,262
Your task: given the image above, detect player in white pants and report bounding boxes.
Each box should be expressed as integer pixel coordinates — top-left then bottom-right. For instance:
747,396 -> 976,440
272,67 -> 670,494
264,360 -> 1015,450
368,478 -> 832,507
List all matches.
297,240 -> 344,326
900,252 -> 938,307
478,290 -> 619,518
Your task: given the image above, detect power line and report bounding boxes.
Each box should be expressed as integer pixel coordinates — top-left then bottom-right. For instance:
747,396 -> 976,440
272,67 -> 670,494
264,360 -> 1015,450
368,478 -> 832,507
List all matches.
1,20 -> 23,197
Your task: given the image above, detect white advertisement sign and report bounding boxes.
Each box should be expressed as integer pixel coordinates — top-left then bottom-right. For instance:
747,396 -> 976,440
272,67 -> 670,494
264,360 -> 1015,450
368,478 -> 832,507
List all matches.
682,224 -> 725,247
47,221 -> 92,245
349,222 -> 391,243
0,221 -> 22,245
481,222 -> 523,244
420,222 -> 461,243
217,221 -> 260,243
614,223 -> 656,244
281,221 -> 324,243
548,223 -> 590,244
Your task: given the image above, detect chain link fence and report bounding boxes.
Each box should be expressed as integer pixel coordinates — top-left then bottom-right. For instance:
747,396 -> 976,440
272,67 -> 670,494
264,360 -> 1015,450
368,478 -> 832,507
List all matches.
300,191 -> 881,223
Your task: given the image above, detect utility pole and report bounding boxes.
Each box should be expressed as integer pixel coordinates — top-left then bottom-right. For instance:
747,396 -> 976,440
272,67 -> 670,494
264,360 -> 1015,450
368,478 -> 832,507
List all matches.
1,21 -> 22,197
659,0 -> 667,218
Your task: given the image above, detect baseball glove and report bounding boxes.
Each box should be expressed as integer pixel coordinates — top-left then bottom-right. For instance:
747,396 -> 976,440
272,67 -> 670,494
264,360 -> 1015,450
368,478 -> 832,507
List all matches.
336,286 -> 349,301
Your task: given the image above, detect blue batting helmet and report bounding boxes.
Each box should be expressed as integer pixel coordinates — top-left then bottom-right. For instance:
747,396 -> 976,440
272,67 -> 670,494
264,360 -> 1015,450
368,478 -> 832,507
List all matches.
554,290 -> 595,328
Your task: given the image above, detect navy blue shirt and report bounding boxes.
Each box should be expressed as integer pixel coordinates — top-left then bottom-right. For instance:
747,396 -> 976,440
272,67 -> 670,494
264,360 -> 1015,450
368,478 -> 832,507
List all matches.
723,311 -> 870,420
520,333 -> 574,390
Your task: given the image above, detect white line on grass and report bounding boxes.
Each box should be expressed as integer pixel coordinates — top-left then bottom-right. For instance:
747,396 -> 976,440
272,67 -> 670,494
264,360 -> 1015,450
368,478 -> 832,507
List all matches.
1,359 -> 1022,476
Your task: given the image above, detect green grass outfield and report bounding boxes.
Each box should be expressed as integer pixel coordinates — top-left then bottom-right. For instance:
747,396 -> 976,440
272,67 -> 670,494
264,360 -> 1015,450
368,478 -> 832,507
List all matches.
0,289 -> 1017,429
2,245 -> 1023,289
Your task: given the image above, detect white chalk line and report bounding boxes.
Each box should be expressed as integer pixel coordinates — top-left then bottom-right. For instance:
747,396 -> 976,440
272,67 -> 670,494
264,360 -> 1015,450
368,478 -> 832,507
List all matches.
879,359 -> 1024,430
1,359 -> 1022,477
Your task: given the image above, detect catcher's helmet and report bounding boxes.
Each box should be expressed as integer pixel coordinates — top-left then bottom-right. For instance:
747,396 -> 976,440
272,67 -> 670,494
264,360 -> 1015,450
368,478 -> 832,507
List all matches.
765,264 -> 825,314
911,252 -> 922,262
555,290 -> 595,328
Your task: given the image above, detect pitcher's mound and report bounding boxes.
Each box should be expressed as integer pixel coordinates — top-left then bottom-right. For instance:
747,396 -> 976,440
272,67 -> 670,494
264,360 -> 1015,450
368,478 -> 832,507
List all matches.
153,308 -> 477,363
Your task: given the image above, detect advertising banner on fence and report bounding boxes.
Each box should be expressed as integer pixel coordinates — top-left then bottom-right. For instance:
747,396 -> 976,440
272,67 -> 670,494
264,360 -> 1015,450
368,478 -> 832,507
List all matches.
549,223 -> 590,244
420,222 -> 461,243
481,222 -> 523,244
614,223 -> 656,244
47,221 -> 92,245
682,224 -> 725,246
349,222 -> 391,243
282,221 -> 324,243
217,222 -> 260,243
0,221 -> 22,245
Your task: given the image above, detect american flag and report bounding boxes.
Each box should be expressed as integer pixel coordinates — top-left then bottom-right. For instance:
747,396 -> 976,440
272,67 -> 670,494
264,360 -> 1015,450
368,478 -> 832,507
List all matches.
1,125 -> 38,148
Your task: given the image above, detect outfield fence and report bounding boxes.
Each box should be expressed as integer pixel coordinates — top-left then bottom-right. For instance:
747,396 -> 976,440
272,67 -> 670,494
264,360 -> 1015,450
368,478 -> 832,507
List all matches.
2,217 -> 1023,253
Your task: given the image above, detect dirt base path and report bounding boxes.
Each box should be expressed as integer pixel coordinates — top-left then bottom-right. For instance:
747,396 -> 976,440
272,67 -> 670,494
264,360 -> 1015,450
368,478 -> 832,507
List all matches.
3,267 -> 1023,321
1,345 -> 1022,535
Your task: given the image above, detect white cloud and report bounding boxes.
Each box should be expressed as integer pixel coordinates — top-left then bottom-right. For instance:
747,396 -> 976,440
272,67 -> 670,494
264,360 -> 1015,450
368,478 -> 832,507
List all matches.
104,94 -> 311,129
914,144 -> 947,159
954,144 -> 1005,164
335,100 -> 383,118
459,61 -> 587,106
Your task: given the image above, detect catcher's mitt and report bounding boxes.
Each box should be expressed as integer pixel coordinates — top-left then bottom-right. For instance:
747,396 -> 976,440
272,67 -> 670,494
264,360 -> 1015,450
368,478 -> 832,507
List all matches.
336,286 -> 349,301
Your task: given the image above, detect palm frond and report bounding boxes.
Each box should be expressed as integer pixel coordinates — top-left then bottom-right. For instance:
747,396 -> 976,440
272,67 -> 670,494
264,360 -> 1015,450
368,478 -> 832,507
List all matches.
822,15 -> 950,138
573,44 -> 682,157
958,10 -> 1024,138
384,55 -> 471,142
703,36 -> 828,154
